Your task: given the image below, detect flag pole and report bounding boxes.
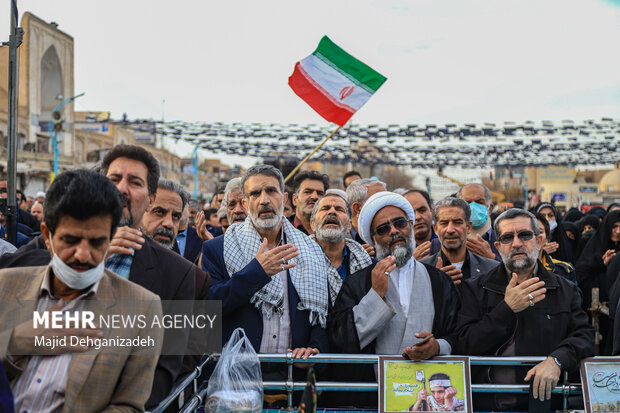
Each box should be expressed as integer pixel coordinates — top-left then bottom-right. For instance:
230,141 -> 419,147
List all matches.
284,124 -> 343,183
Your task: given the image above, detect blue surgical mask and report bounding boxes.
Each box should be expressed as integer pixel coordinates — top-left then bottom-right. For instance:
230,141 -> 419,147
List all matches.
548,219 -> 557,232
469,202 -> 488,230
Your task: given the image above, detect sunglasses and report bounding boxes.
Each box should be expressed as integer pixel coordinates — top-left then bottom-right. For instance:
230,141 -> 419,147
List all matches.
498,230 -> 535,245
373,217 -> 410,237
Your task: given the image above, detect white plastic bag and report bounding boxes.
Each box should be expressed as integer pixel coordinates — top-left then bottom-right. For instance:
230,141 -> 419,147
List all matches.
205,328 -> 263,413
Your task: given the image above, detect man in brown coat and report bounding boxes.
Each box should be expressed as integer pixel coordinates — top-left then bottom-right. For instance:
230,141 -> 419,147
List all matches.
0,169 -> 163,412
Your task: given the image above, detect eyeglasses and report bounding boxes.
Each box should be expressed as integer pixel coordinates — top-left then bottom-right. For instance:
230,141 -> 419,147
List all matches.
372,217 -> 410,237
498,230 -> 535,245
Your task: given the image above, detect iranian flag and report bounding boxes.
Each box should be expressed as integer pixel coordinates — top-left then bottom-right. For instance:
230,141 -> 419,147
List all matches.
289,36 -> 387,126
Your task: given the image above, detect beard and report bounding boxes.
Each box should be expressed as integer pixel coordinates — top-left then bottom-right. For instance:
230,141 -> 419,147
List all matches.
441,234 -> 465,252
250,204 -> 283,230
500,245 -> 539,273
148,227 -> 175,249
315,215 -> 347,243
119,195 -> 134,227
375,234 -> 415,268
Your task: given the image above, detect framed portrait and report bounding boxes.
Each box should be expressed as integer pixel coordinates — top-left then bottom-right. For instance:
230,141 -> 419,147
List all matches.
378,356 -> 472,413
580,358 -> 620,413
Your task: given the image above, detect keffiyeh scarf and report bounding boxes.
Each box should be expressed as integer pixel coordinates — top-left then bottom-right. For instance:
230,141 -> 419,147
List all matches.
224,216 -> 328,327
310,235 -> 372,305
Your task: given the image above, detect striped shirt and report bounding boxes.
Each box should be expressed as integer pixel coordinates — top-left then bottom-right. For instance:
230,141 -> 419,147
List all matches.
13,267 -> 98,413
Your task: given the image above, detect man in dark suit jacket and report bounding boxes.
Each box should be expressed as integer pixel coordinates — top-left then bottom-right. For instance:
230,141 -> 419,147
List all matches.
421,197 -> 499,288
177,224 -> 203,264
202,165 -> 329,362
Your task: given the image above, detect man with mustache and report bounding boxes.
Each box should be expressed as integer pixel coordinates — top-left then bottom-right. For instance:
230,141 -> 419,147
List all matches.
142,179 -> 187,250
289,170 -> 330,235
455,208 -> 594,410
0,145 -> 198,408
202,165 -> 329,368
309,193 -> 372,306
421,197 -> 498,289
327,192 -> 460,408
403,189 -> 437,260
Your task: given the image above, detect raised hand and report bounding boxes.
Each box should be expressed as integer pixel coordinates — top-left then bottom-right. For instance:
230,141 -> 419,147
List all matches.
371,256 -> 396,298
255,238 -> 299,276
413,241 -> 431,260
108,226 -> 145,257
436,257 -> 463,285
504,273 -> 546,312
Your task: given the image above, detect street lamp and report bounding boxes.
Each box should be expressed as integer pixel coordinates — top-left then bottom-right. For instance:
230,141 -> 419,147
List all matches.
48,92 -> 85,181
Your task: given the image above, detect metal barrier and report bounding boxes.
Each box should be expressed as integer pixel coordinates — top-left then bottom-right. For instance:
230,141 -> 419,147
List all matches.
152,354 -> 584,413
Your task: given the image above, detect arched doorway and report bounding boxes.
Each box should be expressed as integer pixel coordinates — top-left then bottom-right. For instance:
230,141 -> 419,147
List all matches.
40,46 -> 63,122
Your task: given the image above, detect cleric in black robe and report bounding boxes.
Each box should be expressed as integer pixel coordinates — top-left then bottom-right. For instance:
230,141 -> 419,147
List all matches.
326,191 -> 460,408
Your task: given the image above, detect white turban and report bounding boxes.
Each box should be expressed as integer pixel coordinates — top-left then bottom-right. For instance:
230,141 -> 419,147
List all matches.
358,191 -> 416,247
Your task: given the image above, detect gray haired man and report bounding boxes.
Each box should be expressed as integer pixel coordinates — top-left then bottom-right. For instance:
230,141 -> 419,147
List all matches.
309,193 -> 372,306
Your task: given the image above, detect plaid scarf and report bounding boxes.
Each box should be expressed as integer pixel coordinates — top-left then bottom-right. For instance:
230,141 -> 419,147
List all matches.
310,235 -> 372,306
223,216 -> 328,327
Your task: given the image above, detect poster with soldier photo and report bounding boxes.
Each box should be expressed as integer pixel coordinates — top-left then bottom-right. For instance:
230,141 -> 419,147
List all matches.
580,358 -> 620,413
379,356 -> 472,413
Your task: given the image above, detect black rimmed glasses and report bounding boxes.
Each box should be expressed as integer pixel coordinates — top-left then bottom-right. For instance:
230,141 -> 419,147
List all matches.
372,217 -> 410,237
498,230 -> 535,245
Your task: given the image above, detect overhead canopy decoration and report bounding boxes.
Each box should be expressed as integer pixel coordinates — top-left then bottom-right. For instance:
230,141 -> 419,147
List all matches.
156,118 -> 620,168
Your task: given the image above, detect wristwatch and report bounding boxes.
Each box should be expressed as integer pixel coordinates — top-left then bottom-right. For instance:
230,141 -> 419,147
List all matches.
552,357 -> 562,369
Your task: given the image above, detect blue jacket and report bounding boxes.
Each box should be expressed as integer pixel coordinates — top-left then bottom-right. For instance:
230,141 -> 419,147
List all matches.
202,235 -> 328,352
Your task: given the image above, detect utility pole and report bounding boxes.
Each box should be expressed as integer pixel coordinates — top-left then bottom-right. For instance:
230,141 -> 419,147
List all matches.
4,0 -> 24,245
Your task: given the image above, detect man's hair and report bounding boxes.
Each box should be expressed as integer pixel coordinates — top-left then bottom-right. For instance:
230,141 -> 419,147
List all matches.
493,208 -> 540,239
44,169 -> 123,236
100,144 -> 161,196
345,178 -> 387,206
222,177 -> 243,207
157,179 -> 189,209
292,170 -> 330,195
216,206 -> 228,221
457,183 -> 492,205
204,207 -> 218,220
310,193 -> 352,223
403,188 -> 432,210
429,372 -> 451,387
188,199 -> 199,208
211,190 -> 225,203
343,170 -> 361,186
240,164 -> 284,196
533,212 -> 550,240
433,197 -> 471,223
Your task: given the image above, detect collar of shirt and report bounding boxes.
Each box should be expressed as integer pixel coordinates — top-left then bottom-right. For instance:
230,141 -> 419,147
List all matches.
292,215 -> 308,233
41,265 -> 99,300
390,258 -> 417,314
177,227 -> 188,238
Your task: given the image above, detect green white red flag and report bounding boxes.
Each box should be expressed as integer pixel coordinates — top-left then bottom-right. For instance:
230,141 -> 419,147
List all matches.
288,36 -> 387,126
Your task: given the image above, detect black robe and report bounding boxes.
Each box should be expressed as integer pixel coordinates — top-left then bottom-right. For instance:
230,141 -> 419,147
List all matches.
324,261 -> 460,408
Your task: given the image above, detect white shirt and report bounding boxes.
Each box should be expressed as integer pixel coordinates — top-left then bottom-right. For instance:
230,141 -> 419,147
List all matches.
390,258 -> 417,315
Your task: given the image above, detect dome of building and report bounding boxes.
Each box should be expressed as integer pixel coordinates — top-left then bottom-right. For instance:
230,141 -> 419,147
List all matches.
599,169 -> 620,193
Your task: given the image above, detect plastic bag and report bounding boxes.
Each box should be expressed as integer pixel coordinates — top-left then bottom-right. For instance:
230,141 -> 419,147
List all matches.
205,328 -> 263,413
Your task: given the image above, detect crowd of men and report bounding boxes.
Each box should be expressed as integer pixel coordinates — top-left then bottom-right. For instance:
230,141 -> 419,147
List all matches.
0,142 -> 617,411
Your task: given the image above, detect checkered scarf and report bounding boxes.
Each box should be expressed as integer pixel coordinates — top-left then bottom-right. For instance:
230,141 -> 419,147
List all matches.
223,216 -> 328,327
310,235 -> 372,306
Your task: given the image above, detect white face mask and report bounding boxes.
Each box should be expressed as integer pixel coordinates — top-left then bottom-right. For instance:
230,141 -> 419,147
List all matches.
49,237 -> 107,290
548,219 -> 558,232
